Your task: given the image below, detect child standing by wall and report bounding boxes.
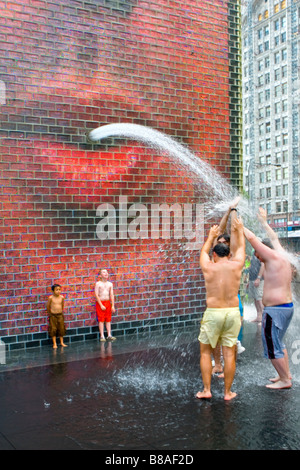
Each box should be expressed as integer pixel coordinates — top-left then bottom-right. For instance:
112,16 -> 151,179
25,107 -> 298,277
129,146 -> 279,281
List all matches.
47,284 -> 67,349
94,269 -> 116,342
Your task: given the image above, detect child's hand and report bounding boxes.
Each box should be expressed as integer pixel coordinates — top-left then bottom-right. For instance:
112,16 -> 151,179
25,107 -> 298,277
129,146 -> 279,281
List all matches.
232,217 -> 243,231
100,304 -> 106,311
209,225 -> 220,238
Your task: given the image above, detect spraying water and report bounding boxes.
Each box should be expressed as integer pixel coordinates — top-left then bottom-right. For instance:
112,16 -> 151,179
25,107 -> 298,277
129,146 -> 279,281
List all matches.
88,123 -> 300,374
88,123 -> 242,219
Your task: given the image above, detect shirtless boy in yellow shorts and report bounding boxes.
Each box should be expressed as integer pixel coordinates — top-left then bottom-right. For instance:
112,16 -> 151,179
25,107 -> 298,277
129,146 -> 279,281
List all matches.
197,215 -> 245,401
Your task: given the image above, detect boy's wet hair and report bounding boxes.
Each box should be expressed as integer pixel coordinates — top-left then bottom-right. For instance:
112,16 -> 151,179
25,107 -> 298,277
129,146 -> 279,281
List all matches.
212,243 -> 230,258
51,283 -> 61,291
217,233 -> 230,245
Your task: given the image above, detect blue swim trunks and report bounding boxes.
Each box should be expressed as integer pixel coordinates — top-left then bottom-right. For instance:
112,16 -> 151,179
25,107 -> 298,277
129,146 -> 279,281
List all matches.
261,303 -> 294,359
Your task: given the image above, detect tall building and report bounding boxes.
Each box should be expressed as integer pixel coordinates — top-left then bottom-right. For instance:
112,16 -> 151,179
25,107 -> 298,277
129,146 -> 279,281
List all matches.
242,0 -> 300,248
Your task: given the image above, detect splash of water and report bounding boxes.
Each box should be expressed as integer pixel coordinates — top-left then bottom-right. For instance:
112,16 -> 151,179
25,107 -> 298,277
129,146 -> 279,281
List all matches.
88,123 -> 300,275
88,123 -> 239,216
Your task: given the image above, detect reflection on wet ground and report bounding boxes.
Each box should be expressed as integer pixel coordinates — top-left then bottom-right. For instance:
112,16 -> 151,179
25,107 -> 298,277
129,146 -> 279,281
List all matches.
0,305 -> 299,450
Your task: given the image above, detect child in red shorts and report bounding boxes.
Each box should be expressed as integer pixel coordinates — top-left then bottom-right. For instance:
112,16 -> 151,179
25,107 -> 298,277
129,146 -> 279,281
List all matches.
94,269 -> 116,342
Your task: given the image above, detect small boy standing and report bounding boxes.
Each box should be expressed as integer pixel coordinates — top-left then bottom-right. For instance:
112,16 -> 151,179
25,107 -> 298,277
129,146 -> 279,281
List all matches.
47,284 -> 67,349
94,269 -> 116,342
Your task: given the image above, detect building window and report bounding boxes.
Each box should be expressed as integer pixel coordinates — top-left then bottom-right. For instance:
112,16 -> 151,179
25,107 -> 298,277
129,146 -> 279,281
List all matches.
282,48 -> 287,60
282,100 -> 288,112
274,4 -> 280,14
259,123 -> 264,136
282,82 -> 287,95
264,10 -> 269,19
276,168 -> 281,180
265,56 -> 270,68
275,135 -> 281,147
265,72 -> 270,84
281,1 -> 286,10
275,152 -> 281,164
282,65 -> 287,78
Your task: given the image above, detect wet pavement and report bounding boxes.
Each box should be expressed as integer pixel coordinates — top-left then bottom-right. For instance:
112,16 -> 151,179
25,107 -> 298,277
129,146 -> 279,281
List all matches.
0,305 -> 299,452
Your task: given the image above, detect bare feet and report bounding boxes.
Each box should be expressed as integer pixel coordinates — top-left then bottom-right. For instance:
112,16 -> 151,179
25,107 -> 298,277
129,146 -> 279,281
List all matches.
61,343 -> 68,347
224,391 -> 237,401
212,365 -> 223,374
266,379 -> 292,390
196,390 -> 212,399
269,375 -> 292,383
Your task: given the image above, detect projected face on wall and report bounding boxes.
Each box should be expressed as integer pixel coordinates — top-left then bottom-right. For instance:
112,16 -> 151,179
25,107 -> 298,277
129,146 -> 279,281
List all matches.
0,0 -> 232,332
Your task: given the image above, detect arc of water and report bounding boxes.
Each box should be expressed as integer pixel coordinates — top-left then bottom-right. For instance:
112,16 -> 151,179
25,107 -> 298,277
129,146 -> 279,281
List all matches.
88,123 -> 236,209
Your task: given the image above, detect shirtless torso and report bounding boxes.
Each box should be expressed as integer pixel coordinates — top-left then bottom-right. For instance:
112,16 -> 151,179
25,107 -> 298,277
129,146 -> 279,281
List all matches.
244,228 -> 292,306
261,253 -> 292,306
203,257 -> 244,308
95,280 -> 113,304
48,294 -> 64,314
200,223 -> 245,308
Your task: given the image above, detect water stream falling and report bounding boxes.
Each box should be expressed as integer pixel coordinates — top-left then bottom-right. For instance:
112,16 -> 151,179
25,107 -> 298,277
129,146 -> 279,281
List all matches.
88,123 -> 241,219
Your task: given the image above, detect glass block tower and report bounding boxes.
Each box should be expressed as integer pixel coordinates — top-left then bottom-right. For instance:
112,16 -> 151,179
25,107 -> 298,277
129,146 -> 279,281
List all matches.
242,0 -> 300,247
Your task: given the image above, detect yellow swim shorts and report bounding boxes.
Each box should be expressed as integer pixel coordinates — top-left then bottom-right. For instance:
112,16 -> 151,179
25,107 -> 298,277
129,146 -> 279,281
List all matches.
198,307 -> 241,348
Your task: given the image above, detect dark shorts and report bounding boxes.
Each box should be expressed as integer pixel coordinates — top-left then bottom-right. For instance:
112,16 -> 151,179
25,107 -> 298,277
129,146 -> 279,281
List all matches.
262,303 -> 294,359
48,314 -> 66,338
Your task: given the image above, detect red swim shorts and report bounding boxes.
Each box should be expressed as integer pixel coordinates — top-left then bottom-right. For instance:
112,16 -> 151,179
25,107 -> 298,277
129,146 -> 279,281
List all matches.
96,300 -> 112,323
